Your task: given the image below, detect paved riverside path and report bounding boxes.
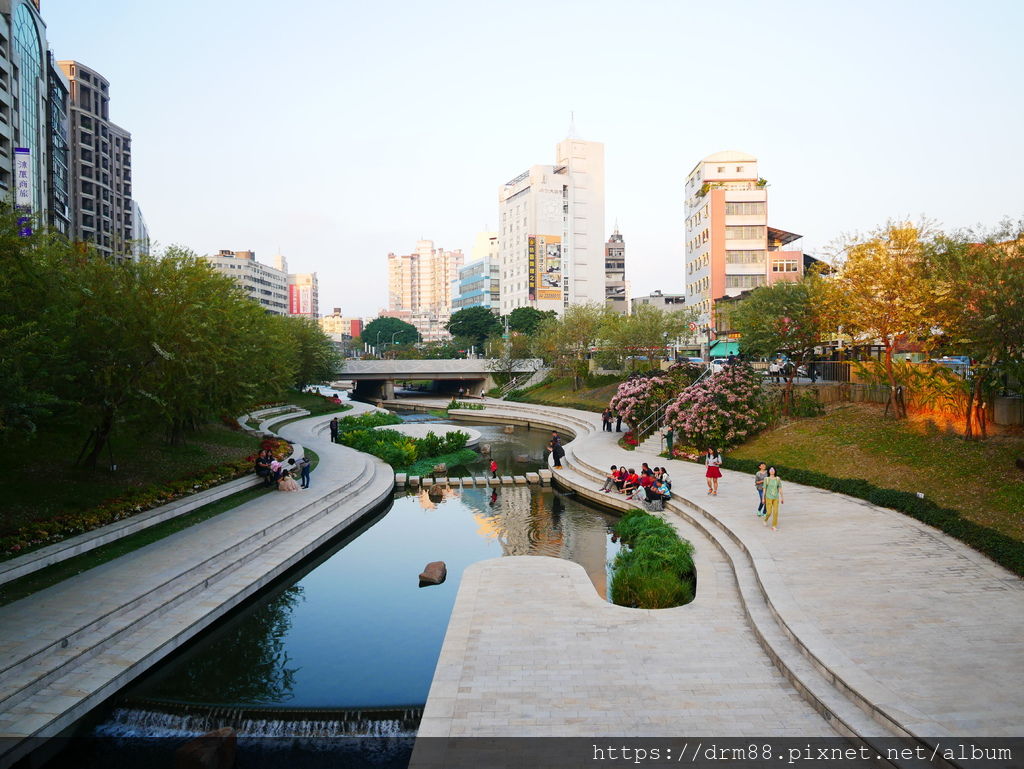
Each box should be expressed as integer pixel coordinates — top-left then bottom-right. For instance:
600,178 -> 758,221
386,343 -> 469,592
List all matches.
0,400 -> 392,764
402,397 -> 1024,741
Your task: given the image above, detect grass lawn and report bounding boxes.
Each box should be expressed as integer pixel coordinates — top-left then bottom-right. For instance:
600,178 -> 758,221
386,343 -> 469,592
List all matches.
731,403 -> 1024,542
513,375 -> 621,413
0,421 -> 263,538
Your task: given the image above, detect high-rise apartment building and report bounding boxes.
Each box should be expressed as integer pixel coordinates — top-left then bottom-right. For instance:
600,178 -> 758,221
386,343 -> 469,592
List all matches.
605,227 -> 628,315
497,136 -> 605,315
58,60 -> 135,260
1,1 -> 60,229
201,250 -> 289,315
684,151 -> 802,329
45,51 -> 71,236
130,200 -> 149,259
386,239 -> 464,339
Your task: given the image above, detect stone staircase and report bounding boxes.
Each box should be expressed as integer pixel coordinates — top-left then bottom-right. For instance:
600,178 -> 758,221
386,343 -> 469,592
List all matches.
0,418 -> 395,767
420,397 -> 957,768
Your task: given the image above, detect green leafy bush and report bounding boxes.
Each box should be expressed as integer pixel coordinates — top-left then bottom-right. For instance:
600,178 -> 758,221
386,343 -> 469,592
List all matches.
721,457 -> 1024,577
610,509 -> 696,608
336,412 -> 403,432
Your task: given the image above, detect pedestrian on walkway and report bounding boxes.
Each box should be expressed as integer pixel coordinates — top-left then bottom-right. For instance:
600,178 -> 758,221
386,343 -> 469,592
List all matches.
762,467 -> 783,530
601,408 -> 612,432
549,440 -> 565,469
329,417 -> 339,443
299,456 -> 312,488
664,426 -> 674,456
768,358 -> 781,383
754,462 -> 767,516
615,411 -> 623,432
490,458 -> 499,479
704,447 -> 722,495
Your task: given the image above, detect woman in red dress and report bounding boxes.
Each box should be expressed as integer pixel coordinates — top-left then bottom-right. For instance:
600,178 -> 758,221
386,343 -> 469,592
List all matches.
704,447 -> 722,495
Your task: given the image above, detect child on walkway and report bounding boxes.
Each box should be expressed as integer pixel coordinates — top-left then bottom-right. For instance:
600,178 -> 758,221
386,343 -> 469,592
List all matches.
763,466 -> 783,531
490,458 -> 499,479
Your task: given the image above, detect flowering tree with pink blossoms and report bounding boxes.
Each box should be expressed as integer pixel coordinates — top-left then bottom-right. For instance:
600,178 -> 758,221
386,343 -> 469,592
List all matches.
608,363 -> 703,428
664,364 -> 767,450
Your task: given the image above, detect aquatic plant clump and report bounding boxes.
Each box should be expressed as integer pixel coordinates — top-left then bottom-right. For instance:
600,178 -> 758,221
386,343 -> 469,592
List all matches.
609,509 -> 696,609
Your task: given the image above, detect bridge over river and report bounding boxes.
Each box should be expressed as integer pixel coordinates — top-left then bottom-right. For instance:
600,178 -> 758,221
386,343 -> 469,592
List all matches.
337,358 -> 542,400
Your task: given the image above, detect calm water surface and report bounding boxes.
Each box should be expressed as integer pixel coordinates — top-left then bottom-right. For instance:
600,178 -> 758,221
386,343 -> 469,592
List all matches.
120,483 -> 617,711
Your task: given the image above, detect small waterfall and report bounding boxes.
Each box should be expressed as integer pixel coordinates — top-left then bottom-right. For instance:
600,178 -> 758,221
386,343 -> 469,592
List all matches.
95,704 -> 423,740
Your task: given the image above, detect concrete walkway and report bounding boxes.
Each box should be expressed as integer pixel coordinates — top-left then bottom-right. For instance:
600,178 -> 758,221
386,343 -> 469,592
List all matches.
0,401 -> 393,767
404,397 -> 1024,746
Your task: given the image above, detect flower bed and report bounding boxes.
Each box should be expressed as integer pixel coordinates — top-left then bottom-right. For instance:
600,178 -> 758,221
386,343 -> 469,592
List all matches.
0,438 -> 291,560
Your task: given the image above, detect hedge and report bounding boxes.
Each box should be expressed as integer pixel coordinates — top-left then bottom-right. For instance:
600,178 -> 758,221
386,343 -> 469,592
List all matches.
721,457 -> 1024,577
610,509 -> 696,608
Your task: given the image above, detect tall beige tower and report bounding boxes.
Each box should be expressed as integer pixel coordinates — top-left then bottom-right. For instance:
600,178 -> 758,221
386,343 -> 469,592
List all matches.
497,135 -> 605,315
385,240 -> 465,342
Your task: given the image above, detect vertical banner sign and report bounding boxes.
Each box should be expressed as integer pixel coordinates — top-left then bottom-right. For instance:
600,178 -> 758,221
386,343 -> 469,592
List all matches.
298,285 -> 312,315
536,234 -> 562,301
14,148 -> 32,236
288,284 -> 301,314
527,236 -> 537,300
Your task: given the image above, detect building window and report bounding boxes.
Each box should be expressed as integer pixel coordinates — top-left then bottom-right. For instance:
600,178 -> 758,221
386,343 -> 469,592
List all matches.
736,166 -> 744,172
725,225 -> 765,240
725,250 -> 766,264
725,275 -> 767,289
725,201 -> 765,215
717,166 -> 724,173
772,260 -> 800,273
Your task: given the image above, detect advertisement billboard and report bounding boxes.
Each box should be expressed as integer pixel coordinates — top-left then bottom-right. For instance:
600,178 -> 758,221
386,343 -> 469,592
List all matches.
288,285 -> 301,314
532,234 -> 562,301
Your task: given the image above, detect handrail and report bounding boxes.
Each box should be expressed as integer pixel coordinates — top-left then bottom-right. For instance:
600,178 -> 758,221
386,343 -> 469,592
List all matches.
497,374 -> 528,398
631,365 -> 713,442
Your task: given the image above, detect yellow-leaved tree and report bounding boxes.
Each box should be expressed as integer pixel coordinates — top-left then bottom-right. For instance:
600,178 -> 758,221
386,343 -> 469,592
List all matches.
827,222 -> 938,418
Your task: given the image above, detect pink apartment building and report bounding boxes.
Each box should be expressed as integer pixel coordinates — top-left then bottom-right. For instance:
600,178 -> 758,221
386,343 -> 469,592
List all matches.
684,151 -> 803,334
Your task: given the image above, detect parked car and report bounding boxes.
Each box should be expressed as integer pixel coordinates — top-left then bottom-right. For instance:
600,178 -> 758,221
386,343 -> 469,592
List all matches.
686,356 -> 706,366
931,356 -> 972,376
710,358 -> 728,374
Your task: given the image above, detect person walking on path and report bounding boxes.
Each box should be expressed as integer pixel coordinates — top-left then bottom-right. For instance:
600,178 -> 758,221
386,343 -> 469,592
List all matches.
704,447 -> 722,495
601,408 -> 612,432
329,417 -> 339,443
615,411 -> 623,432
549,440 -> 565,469
768,358 -> 781,384
754,462 -> 767,516
489,458 -> 499,479
664,426 -> 674,456
299,456 -> 312,489
763,467 -> 783,530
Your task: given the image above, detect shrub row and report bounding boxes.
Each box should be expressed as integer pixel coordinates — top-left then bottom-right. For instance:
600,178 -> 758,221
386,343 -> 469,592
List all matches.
610,509 -> 696,609
0,437 -> 292,560
721,457 -> 1024,577
334,413 -> 474,475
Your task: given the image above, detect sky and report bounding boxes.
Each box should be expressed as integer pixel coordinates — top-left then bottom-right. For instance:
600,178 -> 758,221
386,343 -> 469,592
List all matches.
43,0 -> 1024,317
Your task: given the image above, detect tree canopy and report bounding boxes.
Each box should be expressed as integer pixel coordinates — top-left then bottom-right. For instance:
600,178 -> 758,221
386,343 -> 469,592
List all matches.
507,306 -> 556,335
361,316 -> 419,348
446,306 -> 502,349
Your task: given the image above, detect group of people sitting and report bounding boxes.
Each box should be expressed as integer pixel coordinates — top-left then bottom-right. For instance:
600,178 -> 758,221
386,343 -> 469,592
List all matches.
254,449 -> 311,491
599,462 -> 672,506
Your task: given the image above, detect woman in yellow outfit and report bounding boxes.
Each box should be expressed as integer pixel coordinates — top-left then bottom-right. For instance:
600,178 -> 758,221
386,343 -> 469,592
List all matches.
762,467 -> 783,531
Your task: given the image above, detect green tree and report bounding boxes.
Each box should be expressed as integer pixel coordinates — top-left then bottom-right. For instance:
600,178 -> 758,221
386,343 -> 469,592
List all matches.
926,224 -> 1024,439
361,316 -> 419,350
534,303 -> 608,390
506,306 -> 556,336
600,304 -> 697,371
0,210 -> 77,434
280,315 -> 343,388
827,222 -> 937,417
446,306 -> 501,350
732,275 -> 828,413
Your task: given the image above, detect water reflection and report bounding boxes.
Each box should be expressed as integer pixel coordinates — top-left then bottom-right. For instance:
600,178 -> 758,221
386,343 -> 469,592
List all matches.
117,484 -> 616,712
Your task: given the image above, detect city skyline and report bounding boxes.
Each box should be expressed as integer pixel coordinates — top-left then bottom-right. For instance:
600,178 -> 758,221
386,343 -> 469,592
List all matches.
42,0 -> 1024,317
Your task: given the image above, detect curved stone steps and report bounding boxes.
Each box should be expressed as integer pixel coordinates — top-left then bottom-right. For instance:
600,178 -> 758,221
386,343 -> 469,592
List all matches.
453,404 -> 953,767
0,451 -> 382,715
0,454 -> 395,751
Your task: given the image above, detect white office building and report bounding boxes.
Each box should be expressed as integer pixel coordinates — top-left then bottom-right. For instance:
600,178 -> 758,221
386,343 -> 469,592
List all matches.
202,250 -> 289,315
497,136 -> 605,315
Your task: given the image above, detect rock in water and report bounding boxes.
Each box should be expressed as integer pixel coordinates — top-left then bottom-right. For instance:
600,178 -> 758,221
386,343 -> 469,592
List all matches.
175,727 -> 236,769
419,561 -> 447,586
427,483 -> 445,501
515,454 -> 529,463
480,443 -> 491,454
433,462 -> 447,475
